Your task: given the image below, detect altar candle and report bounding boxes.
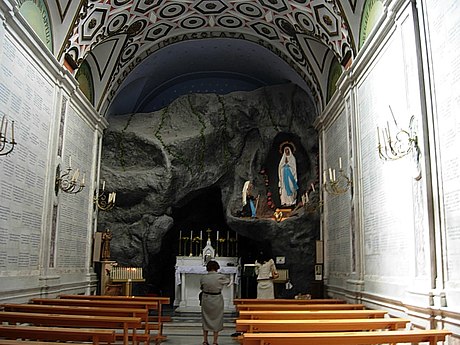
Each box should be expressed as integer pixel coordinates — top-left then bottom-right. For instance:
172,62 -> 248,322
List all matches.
72,169 -> 79,182
329,168 -> 333,180
0,115 -> 4,134
217,230 -> 219,240
102,180 -> 105,191
179,230 -> 182,240
339,157 -> 342,169
311,183 -> 315,192
305,192 -> 309,202
81,173 -> 85,186
200,230 -> 202,240
332,169 -> 336,181
323,170 -> 326,182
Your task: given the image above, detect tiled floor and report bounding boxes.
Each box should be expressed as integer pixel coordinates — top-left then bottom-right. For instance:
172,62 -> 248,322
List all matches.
160,311 -> 240,345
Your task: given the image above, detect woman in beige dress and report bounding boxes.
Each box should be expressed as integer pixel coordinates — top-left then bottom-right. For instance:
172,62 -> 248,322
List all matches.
200,260 -> 230,345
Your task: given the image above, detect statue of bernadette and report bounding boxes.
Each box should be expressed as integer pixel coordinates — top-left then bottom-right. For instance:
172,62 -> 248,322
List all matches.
242,181 -> 258,217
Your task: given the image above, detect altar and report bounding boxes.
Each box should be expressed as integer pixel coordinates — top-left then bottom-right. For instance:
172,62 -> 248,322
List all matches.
174,256 -> 240,312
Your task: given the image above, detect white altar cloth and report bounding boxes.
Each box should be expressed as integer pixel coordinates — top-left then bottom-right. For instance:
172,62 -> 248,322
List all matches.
174,256 -> 239,312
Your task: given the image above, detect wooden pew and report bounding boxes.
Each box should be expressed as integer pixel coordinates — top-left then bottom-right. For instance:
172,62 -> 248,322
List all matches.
234,298 -> 345,305
238,309 -> 388,320
0,324 -> 115,345
57,294 -> 170,340
0,341 -> 90,345
241,329 -> 451,345
0,311 -> 141,345
235,317 -> 410,333
30,297 -> 158,311
2,304 -> 151,344
236,303 -> 365,311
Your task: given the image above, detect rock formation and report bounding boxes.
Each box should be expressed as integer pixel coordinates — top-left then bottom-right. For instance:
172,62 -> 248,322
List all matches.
98,83 -> 321,298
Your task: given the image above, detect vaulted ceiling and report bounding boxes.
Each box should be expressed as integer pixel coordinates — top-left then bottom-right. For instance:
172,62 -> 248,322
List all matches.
35,0 -> 367,117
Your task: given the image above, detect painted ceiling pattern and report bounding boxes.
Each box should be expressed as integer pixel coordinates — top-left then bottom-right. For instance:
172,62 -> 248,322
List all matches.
61,0 -> 357,109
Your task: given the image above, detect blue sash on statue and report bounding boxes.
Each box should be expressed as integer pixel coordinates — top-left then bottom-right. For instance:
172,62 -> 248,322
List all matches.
283,164 -> 298,196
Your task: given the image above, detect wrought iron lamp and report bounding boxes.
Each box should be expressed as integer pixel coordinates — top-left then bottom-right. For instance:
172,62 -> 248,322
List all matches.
323,157 -> 352,195
377,107 -> 419,161
0,115 -> 17,156
94,181 -> 116,211
55,156 -> 85,194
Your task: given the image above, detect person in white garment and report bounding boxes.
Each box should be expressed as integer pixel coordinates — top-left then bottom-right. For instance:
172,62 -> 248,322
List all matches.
255,251 -> 279,299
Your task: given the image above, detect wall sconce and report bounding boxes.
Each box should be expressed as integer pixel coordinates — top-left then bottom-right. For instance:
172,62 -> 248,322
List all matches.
55,155 -> 85,195
323,157 -> 352,195
94,181 -> 116,211
377,107 -> 419,161
0,115 -> 17,156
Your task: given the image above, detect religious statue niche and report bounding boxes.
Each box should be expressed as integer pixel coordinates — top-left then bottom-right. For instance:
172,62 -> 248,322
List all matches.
257,134 -> 315,222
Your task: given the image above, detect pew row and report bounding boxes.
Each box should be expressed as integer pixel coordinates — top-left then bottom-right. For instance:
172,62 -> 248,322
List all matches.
0,341 -> 91,345
0,311 -> 141,345
30,298 -> 158,311
238,309 -> 388,320
236,303 -> 365,311
0,325 -> 115,345
241,329 -> 451,345
234,298 -> 345,305
57,294 -> 171,339
1,304 -> 154,344
235,317 -> 410,333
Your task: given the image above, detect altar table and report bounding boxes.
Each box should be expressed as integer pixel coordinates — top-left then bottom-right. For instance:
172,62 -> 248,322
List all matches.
174,256 -> 240,312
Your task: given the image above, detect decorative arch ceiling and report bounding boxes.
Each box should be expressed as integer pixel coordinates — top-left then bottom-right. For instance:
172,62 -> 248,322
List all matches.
45,0 -> 366,116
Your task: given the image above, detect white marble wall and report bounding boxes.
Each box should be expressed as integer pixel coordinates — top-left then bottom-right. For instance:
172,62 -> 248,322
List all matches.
320,0 -> 460,338
0,4 -> 102,302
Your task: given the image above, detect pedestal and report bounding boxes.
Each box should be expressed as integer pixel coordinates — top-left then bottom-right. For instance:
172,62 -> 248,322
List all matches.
98,260 -> 116,295
174,256 -> 240,312
111,279 -> 146,296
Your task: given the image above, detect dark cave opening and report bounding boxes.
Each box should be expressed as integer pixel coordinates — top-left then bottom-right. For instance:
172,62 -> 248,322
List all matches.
143,186 -> 261,301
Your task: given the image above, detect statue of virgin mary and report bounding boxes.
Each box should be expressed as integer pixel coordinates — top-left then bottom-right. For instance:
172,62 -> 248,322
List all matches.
278,142 -> 299,207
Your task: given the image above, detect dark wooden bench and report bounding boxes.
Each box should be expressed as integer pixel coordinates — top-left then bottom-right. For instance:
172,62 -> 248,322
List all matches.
238,309 -> 388,320
241,329 -> 451,345
0,324 -> 115,345
235,317 -> 410,333
236,303 -> 365,311
234,298 -> 345,305
0,311 -> 141,345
